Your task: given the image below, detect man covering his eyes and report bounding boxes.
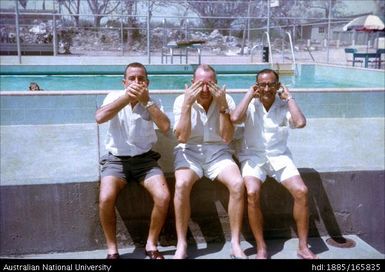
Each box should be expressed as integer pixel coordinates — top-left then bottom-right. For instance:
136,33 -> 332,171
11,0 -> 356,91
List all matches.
172,64 -> 247,259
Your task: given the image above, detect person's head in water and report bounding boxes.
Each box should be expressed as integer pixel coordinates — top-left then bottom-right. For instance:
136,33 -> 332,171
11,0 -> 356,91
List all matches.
29,82 -> 41,91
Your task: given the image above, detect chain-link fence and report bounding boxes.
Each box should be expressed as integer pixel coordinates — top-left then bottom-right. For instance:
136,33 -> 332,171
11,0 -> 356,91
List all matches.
1,0 -> 384,64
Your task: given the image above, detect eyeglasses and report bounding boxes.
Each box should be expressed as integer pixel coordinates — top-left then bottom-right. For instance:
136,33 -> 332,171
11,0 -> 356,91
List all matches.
256,82 -> 277,89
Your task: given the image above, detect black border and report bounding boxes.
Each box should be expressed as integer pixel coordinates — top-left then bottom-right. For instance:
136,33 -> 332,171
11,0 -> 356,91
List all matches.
1,259 -> 384,272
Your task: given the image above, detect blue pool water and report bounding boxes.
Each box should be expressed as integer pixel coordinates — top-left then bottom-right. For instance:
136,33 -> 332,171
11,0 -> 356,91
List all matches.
0,73 -> 378,91
1,64 -> 384,125
1,64 -> 384,91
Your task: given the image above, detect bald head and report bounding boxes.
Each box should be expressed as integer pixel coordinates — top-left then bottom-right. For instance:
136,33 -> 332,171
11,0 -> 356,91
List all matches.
193,64 -> 217,83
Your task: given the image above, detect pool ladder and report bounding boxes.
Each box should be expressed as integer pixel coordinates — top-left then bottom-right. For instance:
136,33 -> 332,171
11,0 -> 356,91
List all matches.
250,31 -> 297,75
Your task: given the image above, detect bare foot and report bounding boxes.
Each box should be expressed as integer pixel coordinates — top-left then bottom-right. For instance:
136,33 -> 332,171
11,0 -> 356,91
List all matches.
173,245 -> 188,259
230,244 -> 247,259
255,249 -> 268,259
297,248 -> 318,259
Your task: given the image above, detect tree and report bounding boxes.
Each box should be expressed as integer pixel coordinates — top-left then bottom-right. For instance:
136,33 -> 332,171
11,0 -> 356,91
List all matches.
372,0 -> 385,17
186,0 -> 249,35
121,0 -> 140,46
263,0 -> 347,41
87,0 -> 121,28
19,0 -> 27,9
57,0 -> 82,27
305,0 -> 344,18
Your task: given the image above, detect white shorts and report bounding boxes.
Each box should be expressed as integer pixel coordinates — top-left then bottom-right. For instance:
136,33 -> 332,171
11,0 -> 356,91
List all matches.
241,155 -> 299,182
174,144 -> 237,180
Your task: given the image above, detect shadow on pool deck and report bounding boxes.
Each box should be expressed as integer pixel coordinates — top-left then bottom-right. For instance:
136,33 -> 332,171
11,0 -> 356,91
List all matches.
1,235 -> 383,260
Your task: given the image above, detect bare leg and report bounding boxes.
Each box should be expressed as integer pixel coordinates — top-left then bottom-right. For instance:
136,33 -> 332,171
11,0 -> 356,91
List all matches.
141,174 -> 170,254
282,175 -> 318,259
244,176 -> 267,259
99,176 -> 126,255
173,169 -> 199,259
217,164 -> 247,259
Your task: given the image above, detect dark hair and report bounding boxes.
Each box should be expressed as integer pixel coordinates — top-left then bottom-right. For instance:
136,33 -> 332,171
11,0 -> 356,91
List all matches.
256,68 -> 279,83
124,62 -> 148,79
193,64 -> 217,82
29,82 -> 41,91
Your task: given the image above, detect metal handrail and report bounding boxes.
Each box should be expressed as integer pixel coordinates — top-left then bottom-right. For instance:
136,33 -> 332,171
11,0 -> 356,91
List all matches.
250,44 -> 259,63
286,31 -> 296,67
285,31 -> 298,75
250,31 -> 272,63
305,46 -> 316,62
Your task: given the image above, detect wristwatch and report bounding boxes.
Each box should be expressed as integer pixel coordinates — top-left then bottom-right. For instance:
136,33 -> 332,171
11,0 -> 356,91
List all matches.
142,99 -> 155,109
286,95 -> 294,101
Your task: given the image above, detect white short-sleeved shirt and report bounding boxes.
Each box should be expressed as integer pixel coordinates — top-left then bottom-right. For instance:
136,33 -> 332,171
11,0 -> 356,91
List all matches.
237,95 -> 295,171
173,94 -> 237,179
101,91 -> 159,156
173,93 -> 236,146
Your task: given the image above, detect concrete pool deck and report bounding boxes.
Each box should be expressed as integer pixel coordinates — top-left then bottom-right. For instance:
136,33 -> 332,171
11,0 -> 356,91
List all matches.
1,236 -> 383,272
1,235 -> 383,259
1,120 -> 384,257
1,47 -> 381,67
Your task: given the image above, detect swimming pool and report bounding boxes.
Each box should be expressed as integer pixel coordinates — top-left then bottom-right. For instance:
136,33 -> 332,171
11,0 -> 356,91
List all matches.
0,64 -> 384,125
1,64 -> 384,90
